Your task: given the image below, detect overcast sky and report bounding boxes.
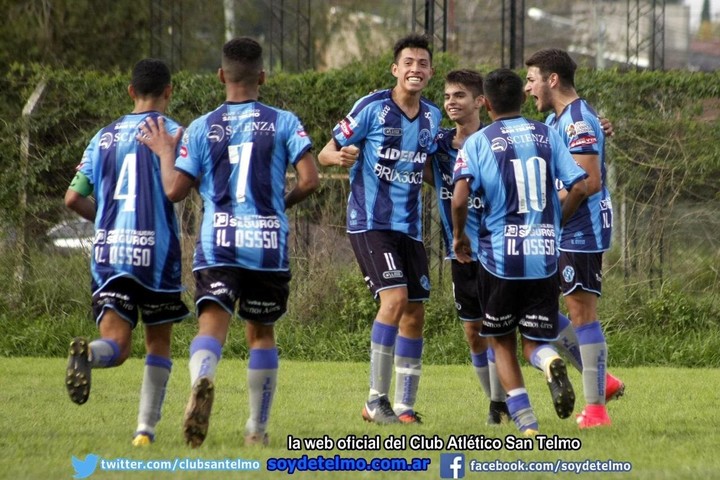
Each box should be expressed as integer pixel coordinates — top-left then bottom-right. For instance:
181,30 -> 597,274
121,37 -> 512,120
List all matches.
685,0 -> 719,31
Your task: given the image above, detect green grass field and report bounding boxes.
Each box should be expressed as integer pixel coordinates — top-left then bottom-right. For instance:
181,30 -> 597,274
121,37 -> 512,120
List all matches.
1,358 -> 718,479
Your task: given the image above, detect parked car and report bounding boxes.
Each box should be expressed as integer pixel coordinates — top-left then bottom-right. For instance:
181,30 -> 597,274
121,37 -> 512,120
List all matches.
47,219 -> 94,251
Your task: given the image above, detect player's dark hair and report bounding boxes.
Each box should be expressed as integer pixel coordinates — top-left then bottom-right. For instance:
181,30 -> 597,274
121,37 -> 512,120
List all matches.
525,48 -> 577,88
222,36 -> 264,84
393,33 -> 433,64
131,58 -> 171,97
483,68 -> 524,115
445,69 -> 484,97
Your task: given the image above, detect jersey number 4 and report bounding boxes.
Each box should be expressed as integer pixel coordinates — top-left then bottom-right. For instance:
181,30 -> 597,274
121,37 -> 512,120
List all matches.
114,153 -> 137,212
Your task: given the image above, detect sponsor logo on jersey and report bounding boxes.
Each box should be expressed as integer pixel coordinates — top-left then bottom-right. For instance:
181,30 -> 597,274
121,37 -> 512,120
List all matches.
339,117 -> 354,138
377,147 -> 427,163
454,150 -> 468,172
424,111 -> 436,130
180,146 -> 188,158
567,120 -> 593,137
99,132 -> 114,150
491,137 -> 508,152
383,127 -> 402,136
296,125 -> 308,137
569,136 -> 597,149
208,124 -> 225,142
600,198 -> 612,210
383,270 -> 403,279
378,105 -> 391,125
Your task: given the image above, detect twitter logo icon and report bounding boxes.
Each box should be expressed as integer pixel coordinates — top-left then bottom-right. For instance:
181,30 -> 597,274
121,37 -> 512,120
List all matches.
72,454 -> 99,478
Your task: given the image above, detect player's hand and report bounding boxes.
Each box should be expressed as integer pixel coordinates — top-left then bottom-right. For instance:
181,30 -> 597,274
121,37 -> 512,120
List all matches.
337,145 -> 359,168
137,116 -> 183,158
453,234 -> 473,264
599,117 -> 614,137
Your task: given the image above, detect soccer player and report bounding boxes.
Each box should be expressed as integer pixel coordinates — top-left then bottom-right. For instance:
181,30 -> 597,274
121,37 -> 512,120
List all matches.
138,37 -> 319,447
426,69 -> 509,425
525,48 -> 623,428
452,68 -> 588,435
318,33 -> 442,424
64,58 -> 190,447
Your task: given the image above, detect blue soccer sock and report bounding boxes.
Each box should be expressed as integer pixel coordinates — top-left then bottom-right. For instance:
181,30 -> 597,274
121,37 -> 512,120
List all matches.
487,348 -> 506,402
188,336 -> 222,386
246,348 -> 278,435
506,389 -> 538,433
576,321 -> 607,405
369,321 -> 397,400
393,335 -> 423,415
88,339 -> 120,368
471,351 -> 491,399
529,344 -> 561,380
553,313 -> 583,372
136,354 -> 172,437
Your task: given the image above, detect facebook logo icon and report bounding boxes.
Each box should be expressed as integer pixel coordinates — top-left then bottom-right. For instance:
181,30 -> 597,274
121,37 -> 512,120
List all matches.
440,453 -> 465,479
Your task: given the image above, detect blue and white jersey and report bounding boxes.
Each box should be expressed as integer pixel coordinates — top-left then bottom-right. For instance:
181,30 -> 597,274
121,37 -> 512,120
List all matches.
176,100 -> 312,271
453,116 -> 587,279
432,127 -> 484,259
332,89 -> 442,241
79,111 -> 183,294
546,98 -> 612,252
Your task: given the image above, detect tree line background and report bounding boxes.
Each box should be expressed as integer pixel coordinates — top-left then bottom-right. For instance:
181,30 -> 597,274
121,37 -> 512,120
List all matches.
1,0 -> 719,366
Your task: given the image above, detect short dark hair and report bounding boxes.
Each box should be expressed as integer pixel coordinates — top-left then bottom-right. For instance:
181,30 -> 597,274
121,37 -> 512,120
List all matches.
222,36 -> 263,84
525,48 -> 577,88
483,68 -> 524,115
131,58 -> 171,97
392,33 -> 433,64
445,69 -> 484,97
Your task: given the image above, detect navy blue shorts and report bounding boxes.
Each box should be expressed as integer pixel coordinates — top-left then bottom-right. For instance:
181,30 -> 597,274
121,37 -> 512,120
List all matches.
349,230 -> 430,301
451,259 -> 483,321
478,266 -> 559,341
93,276 -> 189,329
559,251 -> 603,296
193,266 -> 291,324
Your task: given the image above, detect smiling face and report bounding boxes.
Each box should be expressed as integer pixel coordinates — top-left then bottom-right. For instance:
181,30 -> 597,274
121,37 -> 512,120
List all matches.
524,66 -> 554,113
392,47 -> 433,94
444,82 -> 482,125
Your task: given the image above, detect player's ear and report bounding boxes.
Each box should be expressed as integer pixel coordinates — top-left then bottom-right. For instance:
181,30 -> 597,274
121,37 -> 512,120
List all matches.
391,62 -> 399,78
258,70 -> 266,86
218,67 -> 226,85
128,84 -> 136,100
163,84 -> 172,100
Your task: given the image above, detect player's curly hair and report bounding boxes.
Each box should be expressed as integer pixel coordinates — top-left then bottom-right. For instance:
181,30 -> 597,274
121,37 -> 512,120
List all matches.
222,36 -> 263,84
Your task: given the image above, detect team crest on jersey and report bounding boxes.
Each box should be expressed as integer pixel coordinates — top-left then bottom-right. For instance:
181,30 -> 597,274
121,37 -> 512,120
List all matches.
418,129 -> 432,148
208,124 -> 225,142
491,137 -> 508,152
562,266 -> 575,283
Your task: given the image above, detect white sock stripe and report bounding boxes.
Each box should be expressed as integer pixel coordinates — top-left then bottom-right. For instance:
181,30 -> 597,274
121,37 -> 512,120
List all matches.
395,367 -> 421,375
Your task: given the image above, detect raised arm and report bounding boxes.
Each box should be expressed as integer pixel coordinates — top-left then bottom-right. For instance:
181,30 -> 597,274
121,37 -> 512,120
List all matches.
137,116 -> 194,202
